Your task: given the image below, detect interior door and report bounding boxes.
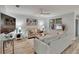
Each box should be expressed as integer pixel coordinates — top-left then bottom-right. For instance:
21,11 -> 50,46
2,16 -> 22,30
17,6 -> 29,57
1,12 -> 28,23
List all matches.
75,19 -> 78,37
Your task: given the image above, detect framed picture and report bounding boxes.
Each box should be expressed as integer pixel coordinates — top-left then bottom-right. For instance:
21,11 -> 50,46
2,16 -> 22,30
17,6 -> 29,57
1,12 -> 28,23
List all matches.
26,18 -> 38,25
56,18 -> 62,24
49,18 -> 62,30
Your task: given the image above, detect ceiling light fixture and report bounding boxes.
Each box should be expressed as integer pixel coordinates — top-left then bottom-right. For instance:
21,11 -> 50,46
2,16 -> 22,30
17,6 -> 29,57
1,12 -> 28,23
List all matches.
16,5 -> 20,8
40,8 -> 50,15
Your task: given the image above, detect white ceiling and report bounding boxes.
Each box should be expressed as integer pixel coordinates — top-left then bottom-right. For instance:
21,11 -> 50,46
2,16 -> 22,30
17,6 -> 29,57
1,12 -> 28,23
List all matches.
4,5 -> 79,18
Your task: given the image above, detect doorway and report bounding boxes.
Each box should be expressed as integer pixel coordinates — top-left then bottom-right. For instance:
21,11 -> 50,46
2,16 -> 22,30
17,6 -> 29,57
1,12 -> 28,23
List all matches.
75,19 -> 79,37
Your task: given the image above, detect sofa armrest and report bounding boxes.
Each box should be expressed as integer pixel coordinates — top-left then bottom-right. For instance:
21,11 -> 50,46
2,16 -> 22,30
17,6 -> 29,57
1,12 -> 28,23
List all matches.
34,39 -> 50,54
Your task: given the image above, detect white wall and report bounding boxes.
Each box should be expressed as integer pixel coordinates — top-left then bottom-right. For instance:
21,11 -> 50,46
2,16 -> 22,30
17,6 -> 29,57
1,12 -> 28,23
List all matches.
3,12 -> 49,32
51,12 -> 76,40
0,5 -> 51,33
36,17 -> 50,32
40,12 -> 76,40
0,5 -> 6,13
4,12 -> 76,41
0,6 -> 76,40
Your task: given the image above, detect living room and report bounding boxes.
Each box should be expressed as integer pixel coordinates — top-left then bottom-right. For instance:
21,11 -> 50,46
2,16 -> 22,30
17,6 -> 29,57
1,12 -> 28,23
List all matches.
0,5 -> 79,54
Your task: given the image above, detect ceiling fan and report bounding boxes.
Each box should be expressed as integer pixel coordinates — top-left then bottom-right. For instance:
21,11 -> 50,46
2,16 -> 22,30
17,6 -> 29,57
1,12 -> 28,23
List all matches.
40,8 -> 51,15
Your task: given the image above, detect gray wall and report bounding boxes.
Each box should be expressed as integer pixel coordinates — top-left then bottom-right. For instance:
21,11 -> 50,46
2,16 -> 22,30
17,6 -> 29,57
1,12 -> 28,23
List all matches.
5,12 -> 76,41
62,12 -> 75,40
3,13 -> 50,32
52,12 -> 76,40
0,5 -> 6,13
0,6 -> 76,40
